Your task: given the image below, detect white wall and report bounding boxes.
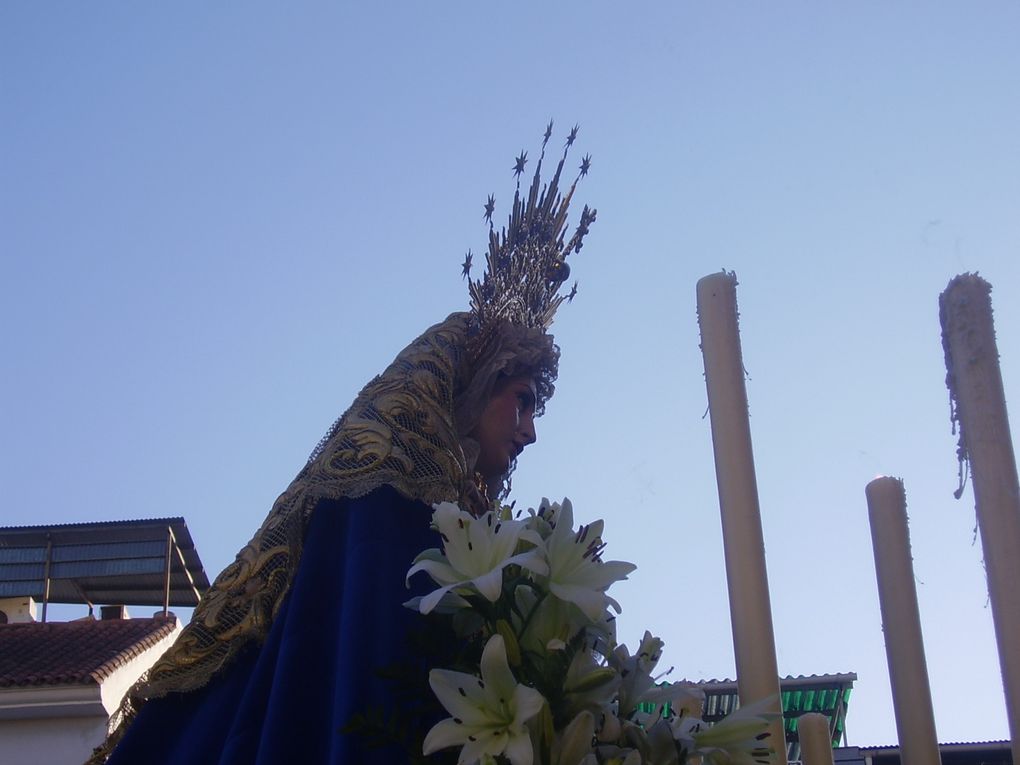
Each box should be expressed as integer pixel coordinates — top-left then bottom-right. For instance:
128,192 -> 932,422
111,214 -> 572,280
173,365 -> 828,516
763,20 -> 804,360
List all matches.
0,620 -> 182,765
0,715 -> 109,765
98,621 -> 181,717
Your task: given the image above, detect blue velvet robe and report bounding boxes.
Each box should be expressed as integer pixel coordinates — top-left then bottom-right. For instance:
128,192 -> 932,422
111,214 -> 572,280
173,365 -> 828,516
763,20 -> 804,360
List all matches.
107,486 -> 451,764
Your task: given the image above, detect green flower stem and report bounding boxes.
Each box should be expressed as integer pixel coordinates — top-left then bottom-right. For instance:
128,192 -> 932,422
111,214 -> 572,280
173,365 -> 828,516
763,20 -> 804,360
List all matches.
519,593 -> 548,639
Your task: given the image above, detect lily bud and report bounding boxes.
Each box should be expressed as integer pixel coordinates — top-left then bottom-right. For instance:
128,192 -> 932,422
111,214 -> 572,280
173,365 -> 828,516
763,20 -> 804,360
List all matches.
597,712 -> 622,743
496,619 -> 522,667
552,711 -> 595,765
568,667 -> 618,693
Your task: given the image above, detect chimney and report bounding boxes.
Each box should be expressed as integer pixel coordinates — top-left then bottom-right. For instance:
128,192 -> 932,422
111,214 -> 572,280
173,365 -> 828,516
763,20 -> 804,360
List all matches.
100,604 -> 131,620
0,597 -> 38,623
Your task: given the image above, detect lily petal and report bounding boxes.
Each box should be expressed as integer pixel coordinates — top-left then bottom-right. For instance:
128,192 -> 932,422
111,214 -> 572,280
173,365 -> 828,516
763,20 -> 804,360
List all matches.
423,718 -> 469,755
503,730 -> 535,765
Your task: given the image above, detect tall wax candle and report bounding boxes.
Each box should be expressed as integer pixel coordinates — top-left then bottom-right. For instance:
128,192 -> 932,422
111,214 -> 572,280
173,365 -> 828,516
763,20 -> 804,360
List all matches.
866,476 -> 941,765
940,274 -> 1020,762
697,272 -> 787,765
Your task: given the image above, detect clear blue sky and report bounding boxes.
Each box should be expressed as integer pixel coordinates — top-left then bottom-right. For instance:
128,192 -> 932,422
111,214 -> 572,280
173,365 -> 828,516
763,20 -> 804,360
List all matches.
3,2 -> 1019,747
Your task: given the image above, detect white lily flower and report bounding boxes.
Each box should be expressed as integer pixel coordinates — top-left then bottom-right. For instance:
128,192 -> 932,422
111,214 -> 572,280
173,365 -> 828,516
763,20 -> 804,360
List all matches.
688,696 -> 778,765
562,649 -> 619,718
423,634 -> 546,765
524,497 -> 567,541
594,741 -> 644,765
590,607 -> 619,650
512,585 -> 587,656
539,499 -> 636,620
402,590 -> 470,614
407,502 -> 548,614
644,717 -> 683,765
610,633 -> 702,721
551,710 -> 596,765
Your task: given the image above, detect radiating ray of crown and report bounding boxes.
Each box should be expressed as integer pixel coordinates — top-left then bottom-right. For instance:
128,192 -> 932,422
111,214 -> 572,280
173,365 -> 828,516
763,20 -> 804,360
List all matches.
466,121 -> 596,334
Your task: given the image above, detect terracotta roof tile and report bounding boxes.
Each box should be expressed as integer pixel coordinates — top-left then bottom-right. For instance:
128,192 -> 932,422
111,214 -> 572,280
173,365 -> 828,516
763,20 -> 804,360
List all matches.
0,616 -> 177,688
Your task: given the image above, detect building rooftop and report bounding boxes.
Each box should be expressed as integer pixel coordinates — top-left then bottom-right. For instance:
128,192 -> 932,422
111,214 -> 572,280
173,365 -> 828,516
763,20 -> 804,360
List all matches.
668,672 -> 857,761
0,517 -> 209,609
838,740 -> 1012,765
0,615 -> 177,688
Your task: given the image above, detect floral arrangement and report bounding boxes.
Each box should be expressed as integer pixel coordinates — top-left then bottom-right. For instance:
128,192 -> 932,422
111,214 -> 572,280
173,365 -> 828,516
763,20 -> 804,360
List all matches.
405,498 -> 776,765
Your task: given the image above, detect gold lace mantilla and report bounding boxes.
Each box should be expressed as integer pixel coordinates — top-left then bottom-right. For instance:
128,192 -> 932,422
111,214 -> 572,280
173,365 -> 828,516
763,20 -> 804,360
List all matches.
91,313 -> 502,762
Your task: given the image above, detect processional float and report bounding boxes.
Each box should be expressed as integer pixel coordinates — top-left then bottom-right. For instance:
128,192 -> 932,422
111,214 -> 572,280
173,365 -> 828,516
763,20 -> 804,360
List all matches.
695,270 -> 1019,765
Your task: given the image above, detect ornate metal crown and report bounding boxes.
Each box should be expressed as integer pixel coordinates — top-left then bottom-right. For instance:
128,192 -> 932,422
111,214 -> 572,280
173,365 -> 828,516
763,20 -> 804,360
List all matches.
463,122 -> 596,333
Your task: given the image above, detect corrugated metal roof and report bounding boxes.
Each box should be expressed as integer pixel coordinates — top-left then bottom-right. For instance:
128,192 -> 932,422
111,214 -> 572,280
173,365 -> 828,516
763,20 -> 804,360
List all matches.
0,518 -> 210,607
651,672 -> 857,762
858,740 -> 1012,753
848,740 -> 1013,765
680,672 -> 859,688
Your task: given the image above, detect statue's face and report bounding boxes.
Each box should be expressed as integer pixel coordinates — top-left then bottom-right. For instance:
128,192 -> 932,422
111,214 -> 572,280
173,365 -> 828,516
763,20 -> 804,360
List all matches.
470,375 -> 538,480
